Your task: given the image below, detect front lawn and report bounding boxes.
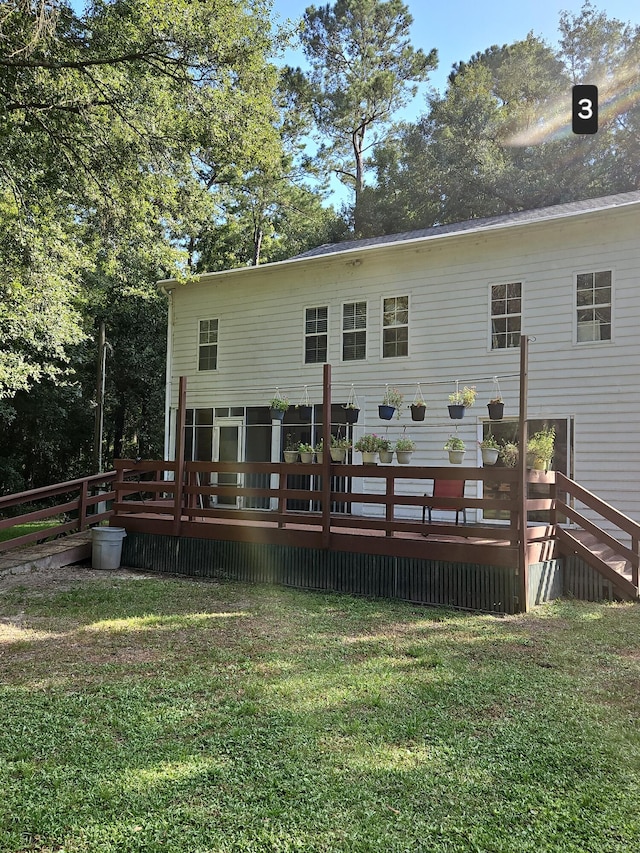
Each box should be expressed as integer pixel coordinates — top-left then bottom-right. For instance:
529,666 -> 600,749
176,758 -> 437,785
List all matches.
1,572 -> 639,852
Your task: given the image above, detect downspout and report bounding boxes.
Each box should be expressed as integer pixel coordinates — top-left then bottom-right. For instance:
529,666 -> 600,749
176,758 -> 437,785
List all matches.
158,284 -> 174,462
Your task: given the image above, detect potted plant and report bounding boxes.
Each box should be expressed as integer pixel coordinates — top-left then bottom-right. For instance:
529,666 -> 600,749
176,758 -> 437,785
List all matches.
410,401 -> 426,421
479,434 -> 500,465
444,435 -> 466,464
269,394 -> 289,421
296,387 -> 312,421
526,427 -> 555,470
343,403 -> 360,424
378,436 -> 394,463
298,442 -> 315,463
448,386 -> 476,419
395,436 -> 416,464
344,386 -> 360,423
330,434 -> 351,462
315,440 -> 324,463
354,434 -> 381,464
379,387 -> 403,420
487,396 -> 504,421
283,434 -> 298,463
499,441 -> 519,468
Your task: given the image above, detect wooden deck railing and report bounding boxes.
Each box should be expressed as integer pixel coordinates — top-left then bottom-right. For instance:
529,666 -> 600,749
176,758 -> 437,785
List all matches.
0,470 -> 124,552
554,471 -> 640,599
111,459 -> 557,572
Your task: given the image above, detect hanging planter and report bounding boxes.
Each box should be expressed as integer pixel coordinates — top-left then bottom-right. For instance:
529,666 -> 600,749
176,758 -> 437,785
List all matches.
447,383 -> 477,420
379,385 -> 404,420
299,443 -> 315,463
487,400 -> 504,421
343,385 -> 360,423
444,435 -> 466,464
296,386 -> 312,422
479,439 -> 500,466
487,377 -> 504,420
395,437 -> 415,464
354,434 -> 380,464
269,388 -> 289,421
378,436 -> 393,463
410,384 -> 427,421
330,433 -> 351,462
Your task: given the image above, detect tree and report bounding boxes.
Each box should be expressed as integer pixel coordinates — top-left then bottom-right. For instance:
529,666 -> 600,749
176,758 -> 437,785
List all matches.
364,10 -> 640,234
292,0 -> 437,234
0,0 -> 283,399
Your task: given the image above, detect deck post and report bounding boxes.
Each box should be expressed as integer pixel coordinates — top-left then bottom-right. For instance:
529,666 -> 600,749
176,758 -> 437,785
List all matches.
322,363 -> 332,549
517,335 -> 529,612
173,376 -> 187,536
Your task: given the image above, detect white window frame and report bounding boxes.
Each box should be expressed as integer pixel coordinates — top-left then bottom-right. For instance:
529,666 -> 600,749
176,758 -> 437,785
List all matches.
341,300 -> 367,362
488,281 -> 522,352
303,305 -> 329,365
381,294 -> 410,359
197,318 -> 219,371
574,268 -> 614,345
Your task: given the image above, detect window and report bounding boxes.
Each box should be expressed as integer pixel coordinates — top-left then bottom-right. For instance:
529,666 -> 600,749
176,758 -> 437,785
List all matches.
342,301 -> 367,360
305,306 -> 328,364
576,270 -> 611,342
198,319 -> 218,370
383,296 -> 409,358
491,283 -> 521,349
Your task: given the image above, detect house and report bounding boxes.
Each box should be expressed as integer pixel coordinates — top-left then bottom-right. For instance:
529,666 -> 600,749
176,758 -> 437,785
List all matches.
158,190 -> 640,530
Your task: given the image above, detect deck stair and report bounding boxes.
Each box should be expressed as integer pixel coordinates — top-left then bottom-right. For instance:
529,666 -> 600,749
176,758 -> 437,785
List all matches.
554,473 -> 640,602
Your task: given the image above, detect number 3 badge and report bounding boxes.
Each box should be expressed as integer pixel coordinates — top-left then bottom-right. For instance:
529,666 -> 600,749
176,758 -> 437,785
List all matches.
572,85 -> 598,134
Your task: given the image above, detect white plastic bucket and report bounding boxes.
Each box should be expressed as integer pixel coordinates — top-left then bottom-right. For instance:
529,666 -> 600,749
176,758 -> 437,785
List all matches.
91,526 -> 127,570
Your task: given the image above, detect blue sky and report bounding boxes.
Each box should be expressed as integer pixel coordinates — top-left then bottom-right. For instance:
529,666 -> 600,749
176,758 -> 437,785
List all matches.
271,0 -> 640,96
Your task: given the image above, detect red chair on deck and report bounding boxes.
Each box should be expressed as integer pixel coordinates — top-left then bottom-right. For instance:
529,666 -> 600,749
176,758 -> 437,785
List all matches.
422,479 -> 467,527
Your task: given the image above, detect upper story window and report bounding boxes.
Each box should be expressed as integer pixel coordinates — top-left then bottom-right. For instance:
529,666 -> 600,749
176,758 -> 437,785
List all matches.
342,301 -> 367,361
576,270 -> 612,342
491,282 -> 521,349
198,319 -> 218,370
304,306 -> 328,364
382,296 -> 409,358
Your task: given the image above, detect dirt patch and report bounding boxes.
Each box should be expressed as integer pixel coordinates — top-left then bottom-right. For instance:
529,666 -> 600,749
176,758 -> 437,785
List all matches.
0,562 -> 155,594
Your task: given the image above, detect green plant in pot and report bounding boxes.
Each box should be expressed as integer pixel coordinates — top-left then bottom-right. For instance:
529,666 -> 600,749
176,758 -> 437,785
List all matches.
395,436 -> 416,464
330,434 -> 351,462
499,441 -> 519,468
354,433 -> 382,463
298,442 -> 315,463
269,395 -> 289,421
527,427 -> 555,470
380,387 -> 404,420
283,434 -> 298,463
479,433 -> 500,465
487,396 -> 504,420
444,434 -> 466,464
448,386 -> 476,419
378,436 -> 394,463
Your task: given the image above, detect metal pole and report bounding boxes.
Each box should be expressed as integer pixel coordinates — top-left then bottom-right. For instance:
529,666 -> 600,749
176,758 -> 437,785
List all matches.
518,335 -> 529,612
93,321 -> 106,473
322,364 -> 332,550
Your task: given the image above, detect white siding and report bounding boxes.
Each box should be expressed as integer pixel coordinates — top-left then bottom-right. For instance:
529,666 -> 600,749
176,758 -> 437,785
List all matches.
164,203 -> 640,525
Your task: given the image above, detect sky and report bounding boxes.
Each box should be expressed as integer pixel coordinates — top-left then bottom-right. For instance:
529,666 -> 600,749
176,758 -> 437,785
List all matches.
270,0 -> 640,96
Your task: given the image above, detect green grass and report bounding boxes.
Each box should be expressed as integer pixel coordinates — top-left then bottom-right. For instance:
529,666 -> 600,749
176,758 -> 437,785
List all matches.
1,575 -> 639,852
0,520 -> 61,544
